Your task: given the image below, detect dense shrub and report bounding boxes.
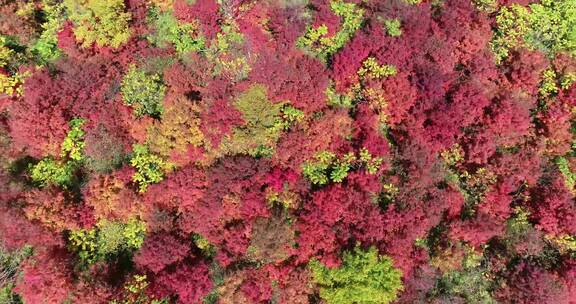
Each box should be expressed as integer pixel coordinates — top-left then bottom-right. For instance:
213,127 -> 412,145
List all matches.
121,65 -> 166,118
309,246 -> 403,304
64,0 -> 132,48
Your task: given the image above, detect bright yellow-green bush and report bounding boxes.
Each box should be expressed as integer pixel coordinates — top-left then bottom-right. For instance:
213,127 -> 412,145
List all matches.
303,148 -> 383,185
326,81 -> 355,108
357,57 -> 397,80
560,72 -> 576,90
325,58 -> 396,109
193,234 -> 216,258
206,20 -> 250,81
29,118 -> 86,188
68,218 -> 146,265
29,158 -> 76,188
297,0 -> 364,62
68,228 -> 99,264
383,19 -> 402,37
130,144 -> 168,192
491,0 -> 576,63
64,0 -> 132,48
32,0 -> 66,64
221,84 -> 284,157
309,246 -> 403,304
123,218 -> 147,249
276,104 -> 305,130
0,37 -> 14,68
147,9 -> 205,54
359,148 -> 383,174
441,144 -> 465,167
112,274 -> 169,304
539,68 -> 559,98
0,36 -> 30,96
121,65 -> 166,118
60,118 -> 86,161
556,156 -> 576,193
547,234 -> 576,256
0,72 -> 28,97
302,151 -> 355,185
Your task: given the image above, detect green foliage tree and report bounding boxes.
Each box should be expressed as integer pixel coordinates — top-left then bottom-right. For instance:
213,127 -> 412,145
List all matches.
193,234 -> 216,258
556,156 -> 576,193
309,246 -> 403,304
358,57 -> 397,80
121,65 -> 166,118
0,37 -> 29,96
31,0 -> 66,64
222,84 -> 284,157
491,0 -> 576,63
302,151 -> 349,185
68,218 -> 146,265
297,0 -> 364,62
326,81 -> 355,108
112,274 -> 169,304
29,158 -> 76,188
383,19 -> 402,37
130,144 -> 167,193
147,9 -> 205,54
205,20 -> 250,81
60,118 -> 86,161
68,227 -> 99,264
0,36 -> 14,68
359,148 -> 383,175
302,149 -> 382,185
64,0 -> 132,48
429,249 -> 496,303
29,118 -> 86,188
276,105 -> 305,130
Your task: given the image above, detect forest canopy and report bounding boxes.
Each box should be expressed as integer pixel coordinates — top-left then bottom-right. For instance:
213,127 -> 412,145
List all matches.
0,0 -> 575,303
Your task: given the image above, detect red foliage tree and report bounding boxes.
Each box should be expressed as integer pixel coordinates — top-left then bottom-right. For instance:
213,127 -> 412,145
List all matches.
495,262 -> 571,304
13,248 -> 75,304
249,51 -> 329,114
173,0 -> 220,40
134,233 -> 190,273
529,172 -> 576,236
148,260 -> 213,304
0,206 -> 63,251
8,69 -> 71,158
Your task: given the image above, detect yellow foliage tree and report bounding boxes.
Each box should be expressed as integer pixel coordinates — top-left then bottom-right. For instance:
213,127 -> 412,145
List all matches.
147,96 -> 205,166
64,0 -> 132,48
219,84 -> 283,157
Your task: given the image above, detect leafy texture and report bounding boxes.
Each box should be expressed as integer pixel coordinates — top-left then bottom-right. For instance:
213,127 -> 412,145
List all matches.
297,0 -> 364,61
309,246 -> 403,304
64,0 -> 132,48
491,0 -> 576,63
130,144 -> 168,192
1,0 -> 575,302
147,9 -> 205,54
68,218 -> 146,265
121,65 -> 166,118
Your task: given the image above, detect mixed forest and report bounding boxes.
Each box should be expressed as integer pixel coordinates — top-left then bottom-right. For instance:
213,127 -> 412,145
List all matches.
0,0 -> 575,303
